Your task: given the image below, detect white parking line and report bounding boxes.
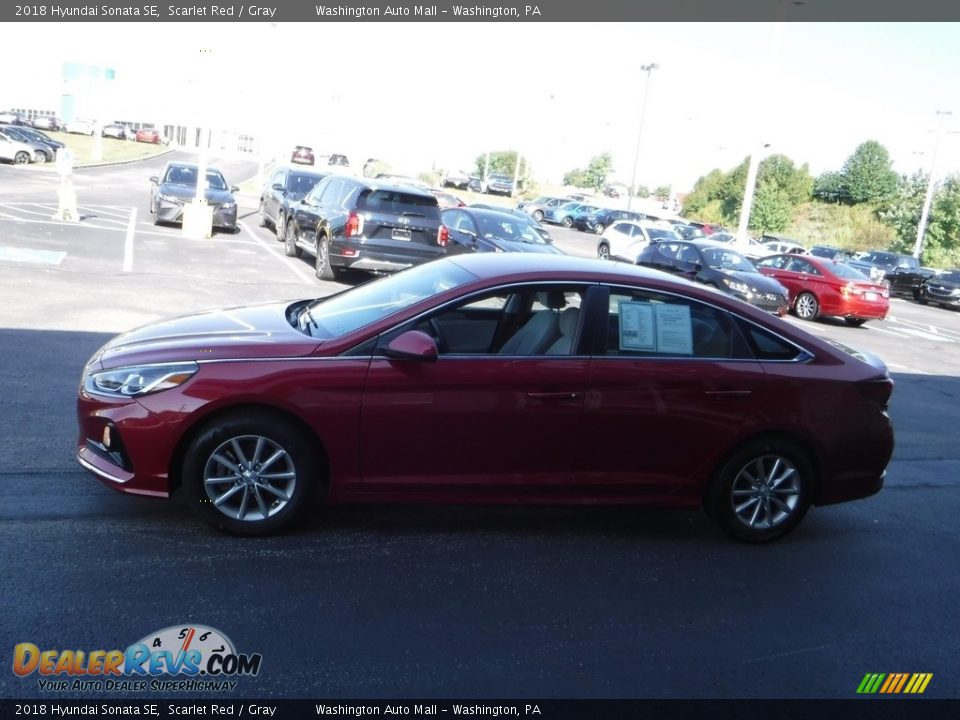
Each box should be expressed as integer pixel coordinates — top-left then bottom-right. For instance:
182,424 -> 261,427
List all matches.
123,207 -> 137,272
238,220 -> 313,284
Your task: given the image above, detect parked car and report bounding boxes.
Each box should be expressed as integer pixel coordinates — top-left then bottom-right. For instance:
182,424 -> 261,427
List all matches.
375,173 -> 428,188
283,176 -> 447,280
575,207 -> 646,235
470,204 -> 551,242
29,116 -> 61,131
847,250 -> 903,282
807,245 -> 854,263
516,196 -> 571,222
916,269 -> 960,309
760,238 -> 806,255
673,224 -> 707,241
326,153 -> 350,167
442,207 -> 563,255
0,110 -> 28,125
148,162 -> 239,231
686,220 -> 722,235
597,221 -> 683,263
755,254 -> 890,326
102,124 -> 129,139
637,239 -> 790,315
0,130 -> 35,164
64,118 -> 97,135
471,173 -> 514,197
879,254 -> 936,298
258,165 -> 329,242
290,146 -> 315,166
564,204 -> 602,230
75,253 -> 895,542
428,189 -> 466,209
442,169 -> 471,189
135,127 -> 162,144
544,201 -> 591,228
0,126 -> 51,163
1,124 -> 62,160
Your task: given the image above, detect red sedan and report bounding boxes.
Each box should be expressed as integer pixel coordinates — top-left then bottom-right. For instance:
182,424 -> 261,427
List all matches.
76,254 -> 894,542
755,253 -> 890,326
135,128 -> 162,144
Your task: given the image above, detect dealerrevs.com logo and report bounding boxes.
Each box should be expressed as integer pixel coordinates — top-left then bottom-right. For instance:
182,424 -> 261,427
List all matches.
13,624 -> 262,692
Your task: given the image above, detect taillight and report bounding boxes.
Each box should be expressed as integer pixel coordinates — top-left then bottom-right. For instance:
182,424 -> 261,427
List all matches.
345,211 -> 364,238
437,225 -> 449,247
857,377 -> 894,410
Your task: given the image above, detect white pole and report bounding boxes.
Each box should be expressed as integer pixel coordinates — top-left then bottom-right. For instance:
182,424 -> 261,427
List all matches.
627,63 -> 659,211
913,110 -> 952,260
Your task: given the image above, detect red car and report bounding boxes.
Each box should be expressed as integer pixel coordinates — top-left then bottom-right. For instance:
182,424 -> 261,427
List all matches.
755,253 -> 890,326
76,254 -> 894,542
290,145 -> 315,165
135,128 -> 161,144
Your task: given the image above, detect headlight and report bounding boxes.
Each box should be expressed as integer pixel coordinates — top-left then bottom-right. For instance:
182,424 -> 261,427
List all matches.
84,362 -> 199,398
157,193 -> 180,203
722,278 -> 750,294
220,201 -> 236,209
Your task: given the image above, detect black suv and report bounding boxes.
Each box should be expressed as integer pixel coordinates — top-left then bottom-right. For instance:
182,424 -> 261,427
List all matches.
284,176 -> 448,280
258,165 -> 328,242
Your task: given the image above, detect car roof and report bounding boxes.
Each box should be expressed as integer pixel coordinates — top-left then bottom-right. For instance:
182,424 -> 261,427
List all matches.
446,251 -> 677,283
163,162 -> 225,173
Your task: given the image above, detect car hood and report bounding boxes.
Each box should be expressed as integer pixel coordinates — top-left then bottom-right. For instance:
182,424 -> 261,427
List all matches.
158,184 -> 235,203
720,269 -> 787,293
90,302 -> 321,371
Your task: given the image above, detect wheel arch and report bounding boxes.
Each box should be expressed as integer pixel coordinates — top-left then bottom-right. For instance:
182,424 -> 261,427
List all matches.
167,402 -> 331,495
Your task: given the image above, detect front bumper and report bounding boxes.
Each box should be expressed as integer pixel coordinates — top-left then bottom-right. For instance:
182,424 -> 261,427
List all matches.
156,199 -> 238,229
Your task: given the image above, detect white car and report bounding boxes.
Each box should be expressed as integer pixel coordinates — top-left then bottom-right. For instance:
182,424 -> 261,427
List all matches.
597,220 -> 683,263
0,130 -> 36,165
64,119 -> 97,135
761,240 -> 806,256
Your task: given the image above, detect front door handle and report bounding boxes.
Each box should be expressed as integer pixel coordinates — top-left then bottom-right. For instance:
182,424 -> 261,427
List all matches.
705,390 -> 752,399
527,392 -> 580,400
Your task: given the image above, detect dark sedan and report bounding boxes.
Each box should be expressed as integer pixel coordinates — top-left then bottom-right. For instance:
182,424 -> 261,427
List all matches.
149,163 -> 239,231
258,165 -> 328,242
638,239 -> 790,315
442,207 -> 564,255
76,254 -> 894,543
917,269 -> 960,309
574,207 -> 646,235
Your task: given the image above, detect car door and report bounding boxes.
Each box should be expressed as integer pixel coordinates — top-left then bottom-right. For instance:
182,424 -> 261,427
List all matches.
264,168 -> 285,223
576,284 -> 768,499
359,283 -> 591,493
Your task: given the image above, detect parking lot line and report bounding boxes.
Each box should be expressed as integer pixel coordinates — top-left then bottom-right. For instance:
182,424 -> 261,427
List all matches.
124,207 -> 137,272
238,219 -> 313,284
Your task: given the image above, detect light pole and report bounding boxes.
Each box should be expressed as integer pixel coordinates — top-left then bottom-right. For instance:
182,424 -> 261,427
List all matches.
735,142 -> 771,248
913,110 -> 953,260
627,63 -> 659,211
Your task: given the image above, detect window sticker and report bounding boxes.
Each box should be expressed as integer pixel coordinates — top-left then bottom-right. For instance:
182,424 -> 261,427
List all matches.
617,300 -> 693,355
618,301 -> 655,351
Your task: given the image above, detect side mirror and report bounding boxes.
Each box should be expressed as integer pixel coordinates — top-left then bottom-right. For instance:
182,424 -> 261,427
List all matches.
230,185 -> 239,193
384,330 -> 438,362
149,176 -> 159,183
272,183 -> 284,192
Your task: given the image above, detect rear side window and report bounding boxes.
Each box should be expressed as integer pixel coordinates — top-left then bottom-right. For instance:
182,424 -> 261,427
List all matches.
736,319 -> 808,361
357,189 -> 440,219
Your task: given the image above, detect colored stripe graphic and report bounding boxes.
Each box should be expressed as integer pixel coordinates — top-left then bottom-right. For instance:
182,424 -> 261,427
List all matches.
857,673 -> 932,694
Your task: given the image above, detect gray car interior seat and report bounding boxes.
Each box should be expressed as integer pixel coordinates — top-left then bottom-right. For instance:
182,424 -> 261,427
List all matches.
498,290 -> 566,355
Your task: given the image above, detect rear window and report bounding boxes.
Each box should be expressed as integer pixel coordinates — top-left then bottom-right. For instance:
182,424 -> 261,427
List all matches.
356,189 -> 440,219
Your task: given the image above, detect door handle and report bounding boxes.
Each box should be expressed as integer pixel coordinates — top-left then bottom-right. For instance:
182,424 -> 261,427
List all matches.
527,392 -> 580,400
705,390 -> 752,399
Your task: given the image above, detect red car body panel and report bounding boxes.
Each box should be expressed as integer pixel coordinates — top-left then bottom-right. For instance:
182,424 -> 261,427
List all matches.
76,255 -> 893,515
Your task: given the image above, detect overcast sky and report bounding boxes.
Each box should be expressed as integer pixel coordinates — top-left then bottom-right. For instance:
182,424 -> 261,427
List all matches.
3,21 -> 959,191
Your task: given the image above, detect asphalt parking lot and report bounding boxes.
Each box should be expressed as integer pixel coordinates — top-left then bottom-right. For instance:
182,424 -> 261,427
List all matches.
1,153 -> 959,700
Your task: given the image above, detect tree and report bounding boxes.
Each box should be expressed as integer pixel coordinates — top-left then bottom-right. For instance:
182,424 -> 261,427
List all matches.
840,140 -> 898,205
750,181 -> 793,234
812,171 -> 845,203
877,171 -> 928,252
583,153 -> 614,191
654,185 -> 672,202
758,155 -> 812,206
563,168 -> 589,188
473,150 -> 519,179
921,174 -> 960,265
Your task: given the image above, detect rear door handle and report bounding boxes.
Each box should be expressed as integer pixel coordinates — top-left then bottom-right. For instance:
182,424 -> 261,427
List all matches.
527,392 -> 580,400
705,390 -> 752,399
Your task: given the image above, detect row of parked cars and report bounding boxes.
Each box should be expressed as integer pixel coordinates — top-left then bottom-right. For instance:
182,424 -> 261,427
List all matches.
0,123 -> 66,164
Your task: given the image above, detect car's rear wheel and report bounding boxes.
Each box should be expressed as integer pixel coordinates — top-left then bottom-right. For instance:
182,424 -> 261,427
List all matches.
34,152 -> 47,164
594,223 -> 606,235
275,212 -> 286,242
844,318 -> 867,327
13,151 -> 30,165
561,217 -> 573,228
794,292 -> 819,321
533,209 -> 544,222
315,235 -> 337,280
705,438 -> 812,543
284,219 -> 300,257
183,413 -> 320,536
597,243 -> 611,260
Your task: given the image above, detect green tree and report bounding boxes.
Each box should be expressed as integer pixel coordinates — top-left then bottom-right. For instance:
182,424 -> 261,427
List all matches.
750,181 -> 793,234
812,171 -> 845,203
473,150 -> 520,179
654,185 -> 672,202
921,174 -> 960,265
582,153 -> 614,191
840,140 -> 898,205
758,155 -> 812,206
878,171 -> 928,252
563,168 -> 589,187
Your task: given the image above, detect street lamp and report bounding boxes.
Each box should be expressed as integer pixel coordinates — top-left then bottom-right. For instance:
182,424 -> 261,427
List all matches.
627,62 -> 659,211
913,109 -> 953,260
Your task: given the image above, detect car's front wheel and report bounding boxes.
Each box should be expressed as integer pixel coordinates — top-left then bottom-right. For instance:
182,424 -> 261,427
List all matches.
561,217 -> 573,228
593,223 -> 605,235
284,219 -> 300,257
183,412 -> 320,536
794,292 -> 819,321
275,211 -> 286,242
257,200 -> 267,227
315,235 -> 338,281
533,210 -> 544,222
705,438 -> 813,543
597,243 -> 611,260
13,151 -> 30,165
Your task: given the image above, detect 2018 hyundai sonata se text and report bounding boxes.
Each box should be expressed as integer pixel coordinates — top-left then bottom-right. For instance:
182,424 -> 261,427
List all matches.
76,254 -> 894,542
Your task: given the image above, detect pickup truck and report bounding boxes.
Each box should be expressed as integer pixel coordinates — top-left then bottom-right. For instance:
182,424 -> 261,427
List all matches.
848,250 -> 936,298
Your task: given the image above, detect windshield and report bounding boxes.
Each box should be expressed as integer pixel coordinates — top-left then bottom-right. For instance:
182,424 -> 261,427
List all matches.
476,214 -> 548,244
937,271 -> 960,283
648,228 -> 681,242
830,262 -> 869,280
303,260 -> 476,340
164,167 -> 228,190
289,173 -> 324,195
702,248 -> 757,272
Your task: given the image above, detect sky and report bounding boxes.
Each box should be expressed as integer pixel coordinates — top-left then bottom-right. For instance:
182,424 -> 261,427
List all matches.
3,21 -> 959,192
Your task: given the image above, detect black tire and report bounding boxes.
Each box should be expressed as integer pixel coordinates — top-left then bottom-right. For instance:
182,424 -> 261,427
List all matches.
275,211 -> 286,242
844,318 -> 867,327
597,242 -> 611,260
794,292 -> 819,321
182,412 -> 320,536
34,152 -> 47,164
917,296 -> 929,306
593,223 -> 605,235
257,200 -> 267,228
315,235 -> 337,281
705,438 -> 813,543
284,219 -> 300,257
13,151 -> 30,165
533,209 -> 544,222
561,217 -> 573,228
